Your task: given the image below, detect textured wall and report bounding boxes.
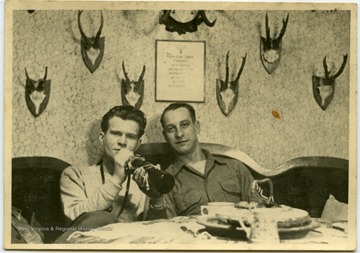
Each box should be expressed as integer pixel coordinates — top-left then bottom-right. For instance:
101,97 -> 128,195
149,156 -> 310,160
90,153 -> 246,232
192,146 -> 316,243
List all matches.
12,9 -> 350,169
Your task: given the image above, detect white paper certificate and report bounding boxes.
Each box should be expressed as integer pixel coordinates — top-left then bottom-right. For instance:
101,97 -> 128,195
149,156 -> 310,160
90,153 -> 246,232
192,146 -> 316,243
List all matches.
155,40 -> 205,102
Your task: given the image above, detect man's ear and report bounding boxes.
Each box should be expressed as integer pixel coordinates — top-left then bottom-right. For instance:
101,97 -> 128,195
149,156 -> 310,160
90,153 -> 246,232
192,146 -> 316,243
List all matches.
99,132 -> 105,145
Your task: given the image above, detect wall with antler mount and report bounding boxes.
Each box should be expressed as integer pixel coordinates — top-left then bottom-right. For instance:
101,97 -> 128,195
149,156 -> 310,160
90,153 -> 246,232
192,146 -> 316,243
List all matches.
11,9 -> 350,169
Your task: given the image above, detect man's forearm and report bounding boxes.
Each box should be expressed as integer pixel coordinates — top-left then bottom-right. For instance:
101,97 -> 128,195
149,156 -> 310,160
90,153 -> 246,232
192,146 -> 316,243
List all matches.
62,178 -> 122,221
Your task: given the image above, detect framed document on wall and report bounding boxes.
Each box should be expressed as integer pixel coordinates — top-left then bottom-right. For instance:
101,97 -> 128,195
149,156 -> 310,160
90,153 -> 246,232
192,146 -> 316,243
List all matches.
155,40 -> 205,102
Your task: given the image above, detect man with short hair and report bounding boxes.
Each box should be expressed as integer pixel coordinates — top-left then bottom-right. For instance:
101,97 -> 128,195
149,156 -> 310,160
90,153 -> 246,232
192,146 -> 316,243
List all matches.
152,102 -> 260,218
60,105 -> 162,223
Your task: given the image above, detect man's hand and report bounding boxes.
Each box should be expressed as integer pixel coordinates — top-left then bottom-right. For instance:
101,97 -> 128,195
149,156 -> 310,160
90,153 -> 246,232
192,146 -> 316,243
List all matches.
111,149 -> 134,186
132,164 -> 162,199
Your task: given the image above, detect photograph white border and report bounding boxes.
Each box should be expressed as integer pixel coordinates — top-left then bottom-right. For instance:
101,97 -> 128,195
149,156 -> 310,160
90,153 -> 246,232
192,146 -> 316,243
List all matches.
3,1 -> 357,251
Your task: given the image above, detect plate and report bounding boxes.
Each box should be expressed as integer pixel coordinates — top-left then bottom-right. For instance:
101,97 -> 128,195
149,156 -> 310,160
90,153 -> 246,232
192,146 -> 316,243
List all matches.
196,216 -> 321,240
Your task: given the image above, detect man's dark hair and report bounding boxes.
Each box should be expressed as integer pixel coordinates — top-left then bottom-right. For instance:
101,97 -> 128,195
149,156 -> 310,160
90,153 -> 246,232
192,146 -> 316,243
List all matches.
101,105 -> 147,138
160,103 -> 196,129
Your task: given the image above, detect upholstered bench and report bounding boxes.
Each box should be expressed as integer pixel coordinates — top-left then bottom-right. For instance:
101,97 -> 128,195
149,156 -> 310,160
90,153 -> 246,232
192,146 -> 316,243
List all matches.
11,143 -> 348,243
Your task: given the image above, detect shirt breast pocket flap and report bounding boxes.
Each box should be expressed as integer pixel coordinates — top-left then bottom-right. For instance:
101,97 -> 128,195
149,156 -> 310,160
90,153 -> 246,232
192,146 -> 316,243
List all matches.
219,181 -> 242,197
174,190 -> 202,213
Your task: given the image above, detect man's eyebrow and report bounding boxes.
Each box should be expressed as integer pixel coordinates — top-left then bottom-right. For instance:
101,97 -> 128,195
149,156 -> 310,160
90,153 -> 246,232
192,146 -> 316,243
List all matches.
165,120 -> 190,127
109,130 -> 138,136
126,132 -> 139,137
109,130 -> 122,133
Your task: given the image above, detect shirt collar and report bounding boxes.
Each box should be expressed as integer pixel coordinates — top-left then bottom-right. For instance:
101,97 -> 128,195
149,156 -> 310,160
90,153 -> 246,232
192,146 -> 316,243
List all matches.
171,149 -> 228,176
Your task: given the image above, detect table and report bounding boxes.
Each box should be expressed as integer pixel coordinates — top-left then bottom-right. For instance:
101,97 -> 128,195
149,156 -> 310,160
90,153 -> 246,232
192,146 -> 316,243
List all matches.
64,216 -> 350,250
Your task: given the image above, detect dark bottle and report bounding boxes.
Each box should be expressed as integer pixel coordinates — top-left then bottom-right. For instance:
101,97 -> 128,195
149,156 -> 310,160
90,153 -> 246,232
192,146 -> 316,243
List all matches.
126,156 -> 175,195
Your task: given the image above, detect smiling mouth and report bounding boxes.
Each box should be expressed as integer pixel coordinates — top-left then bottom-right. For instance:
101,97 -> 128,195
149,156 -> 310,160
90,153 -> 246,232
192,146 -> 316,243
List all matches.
176,140 -> 188,145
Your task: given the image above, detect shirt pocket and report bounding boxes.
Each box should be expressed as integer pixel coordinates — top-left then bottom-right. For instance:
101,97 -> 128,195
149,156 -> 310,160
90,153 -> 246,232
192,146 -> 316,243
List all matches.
218,180 -> 243,202
174,189 -> 203,215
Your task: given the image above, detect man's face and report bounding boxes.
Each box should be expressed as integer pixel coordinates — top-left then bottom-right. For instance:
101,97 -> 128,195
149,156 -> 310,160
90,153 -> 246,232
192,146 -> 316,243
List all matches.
162,107 -> 200,156
100,116 -> 141,160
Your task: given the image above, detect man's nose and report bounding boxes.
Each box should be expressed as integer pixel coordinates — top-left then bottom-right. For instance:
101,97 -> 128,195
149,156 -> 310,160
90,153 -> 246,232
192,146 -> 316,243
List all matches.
175,128 -> 184,138
117,135 -> 127,146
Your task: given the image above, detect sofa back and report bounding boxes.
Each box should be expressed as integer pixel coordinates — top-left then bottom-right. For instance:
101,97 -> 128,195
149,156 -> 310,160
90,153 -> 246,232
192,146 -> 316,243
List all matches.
12,143 -> 348,242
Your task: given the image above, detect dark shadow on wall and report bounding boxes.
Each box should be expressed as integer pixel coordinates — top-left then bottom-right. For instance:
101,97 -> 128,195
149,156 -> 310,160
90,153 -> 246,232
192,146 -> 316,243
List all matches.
144,113 -> 164,143
85,119 -> 103,165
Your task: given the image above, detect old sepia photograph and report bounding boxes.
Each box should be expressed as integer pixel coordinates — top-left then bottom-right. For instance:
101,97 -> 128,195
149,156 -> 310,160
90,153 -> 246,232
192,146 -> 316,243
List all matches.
3,0 -> 357,251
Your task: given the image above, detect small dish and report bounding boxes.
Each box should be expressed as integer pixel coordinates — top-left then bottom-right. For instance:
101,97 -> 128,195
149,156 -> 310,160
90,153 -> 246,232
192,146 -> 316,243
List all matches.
196,216 -> 321,240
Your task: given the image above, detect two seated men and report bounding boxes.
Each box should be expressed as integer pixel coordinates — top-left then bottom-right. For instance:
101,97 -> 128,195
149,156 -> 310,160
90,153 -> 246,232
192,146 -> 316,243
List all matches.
60,103 -> 259,229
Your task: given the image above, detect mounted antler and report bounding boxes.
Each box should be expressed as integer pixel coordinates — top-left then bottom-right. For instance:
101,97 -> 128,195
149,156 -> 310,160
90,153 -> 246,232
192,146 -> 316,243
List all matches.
312,54 -> 348,110
137,65 -> 146,85
263,13 -> 289,50
25,68 -> 30,80
78,11 -> 91,50
234,54 -> 247,85
121,62 -> 146,109
78,10 -> 105,73
25,67 -> 48,85
260,13 -> 289,74
159,10 -> 172,23
78,10 -> 104,50
323,55 -> 348,85
24,67 -> 51,117
93,11 -> 104,49
122,61 -> 130,83
198,10 -> 216,27
43,66 -> 48,80
159,10 -> 216,35
264,13 -> 271,50
223,51 -> 247,88
224,51 -> 229,87
216,51 -> 247,117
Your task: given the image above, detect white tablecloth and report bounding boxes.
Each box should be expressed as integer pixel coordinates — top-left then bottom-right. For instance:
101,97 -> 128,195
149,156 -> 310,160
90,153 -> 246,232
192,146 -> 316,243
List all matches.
65,216 -> 349,249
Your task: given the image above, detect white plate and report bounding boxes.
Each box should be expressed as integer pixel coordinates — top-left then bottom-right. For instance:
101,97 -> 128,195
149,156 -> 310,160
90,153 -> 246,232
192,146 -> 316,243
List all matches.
197,216 -> 321,240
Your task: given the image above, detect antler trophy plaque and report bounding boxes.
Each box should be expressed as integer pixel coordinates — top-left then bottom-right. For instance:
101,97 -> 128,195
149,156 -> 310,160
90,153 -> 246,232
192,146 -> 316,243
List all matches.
78,10 -> 105,73
260,13 -> 289,74
159,10 -> 216,35
121,61 -> 146,109
216,51 -> 247,117
24,67 -> 51,117
312,55 -> 348,110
